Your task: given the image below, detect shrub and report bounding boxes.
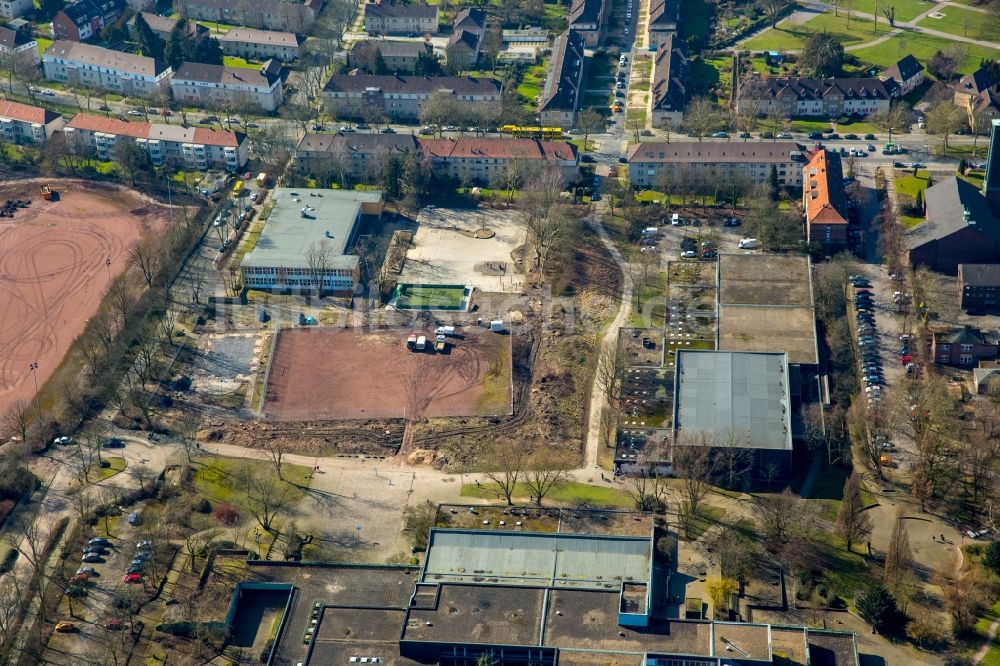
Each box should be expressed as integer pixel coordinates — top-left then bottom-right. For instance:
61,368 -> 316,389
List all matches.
983,541 -> 1000,576
195,498 -> 212,514
213,502 -> 240,527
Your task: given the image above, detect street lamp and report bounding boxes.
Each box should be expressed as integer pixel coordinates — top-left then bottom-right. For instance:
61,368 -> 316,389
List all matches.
888,126 -> 894,145
355,525 -> 362,543
28,362 -> 41,429
104,258 -> 112,287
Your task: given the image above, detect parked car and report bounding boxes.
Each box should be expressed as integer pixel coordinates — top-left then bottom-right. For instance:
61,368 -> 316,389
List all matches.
844,133 -> 859,140
123,573 -> 142,584
104,437 -> 124,448
55,622 -> 76,633
777,132 -> 793,139
82,553 -> 103,563
104,620 -> 125,631
380,127 -> 397,134
53,436 -> 73,445
808,131 -> 824,140
89,537 -> 111,547
77,566 -> 97,576
864,133 -> 876,140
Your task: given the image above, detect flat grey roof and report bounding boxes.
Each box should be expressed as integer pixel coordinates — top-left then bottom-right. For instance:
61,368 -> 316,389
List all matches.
242,187 -> 381,270
673,350 -> 792,451
422,529 -> 651,588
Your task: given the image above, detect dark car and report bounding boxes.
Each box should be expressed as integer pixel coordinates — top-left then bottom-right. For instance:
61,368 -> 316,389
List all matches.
844,133 -> 859,140
808,131 -> 824,140
739,131 -> 752,138
380,127 -> 397,134
826,133 -> 840,140
104,438 -> 125,448
864,133 -> 876,140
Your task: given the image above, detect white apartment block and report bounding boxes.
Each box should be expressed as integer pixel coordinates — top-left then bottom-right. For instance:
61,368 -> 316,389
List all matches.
42,41 -> 171,97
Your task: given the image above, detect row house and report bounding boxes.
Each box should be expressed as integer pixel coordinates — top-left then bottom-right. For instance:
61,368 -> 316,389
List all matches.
647,0 -> 679,47
880,55 -> 923,97
445,8 -> 485,71
627,141 -> 806,189
0,24 -> 38,66
568,0 -> 609,47
932,327 -> 1000,367
175,0 -> 317,34
364,2 -> 439,35
0,0 -> 33,19
53,0 -> 126,41
803,149 -> 849,247
954,68 -> 1000,132
218,27 -> 304,62
735,76 -> 893,118
170,59 -> 283,111
322,74 -> 501,122
64,112 -> 248,170
42,41 -> 172,97
349,39 -> 430,73
539,30 -> 585,128
0,100 -> 63,144
650,35 -> 686,128
294,133 -> 579,184
128,12 -> 209,41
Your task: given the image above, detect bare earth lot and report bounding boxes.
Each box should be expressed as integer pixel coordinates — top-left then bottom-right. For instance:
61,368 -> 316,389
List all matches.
263,327 -> 512,421
0,179 -> 169,416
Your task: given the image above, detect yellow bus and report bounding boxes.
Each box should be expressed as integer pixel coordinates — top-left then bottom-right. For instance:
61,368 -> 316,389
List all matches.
232,180 -> 244,196
499,125 -> 564,139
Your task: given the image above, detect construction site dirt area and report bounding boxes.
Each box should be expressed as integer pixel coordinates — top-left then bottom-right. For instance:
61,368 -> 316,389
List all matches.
0,179 -> 169,416
263,327 -> 512,421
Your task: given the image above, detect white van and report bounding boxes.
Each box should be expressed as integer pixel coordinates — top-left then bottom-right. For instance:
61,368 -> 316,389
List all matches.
738,238 -> 759,249
671,213 -> 681,225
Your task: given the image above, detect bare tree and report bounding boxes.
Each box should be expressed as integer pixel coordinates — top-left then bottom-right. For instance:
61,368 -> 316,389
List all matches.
715,429 -> 754,488
482,440 -> 528,505
304,239 -> 333,296
595,344 -> 626,404
2,399 -> 31,448
672,437 -> 716,537
835,471 -> 873,552
884,509 -> 913,588
517,168 -> 572,275
264,439 -> 290,481
523,451 -> 570,506
238,464 -> 296,533
622,472 -> 669,512
129,233 -> 161,288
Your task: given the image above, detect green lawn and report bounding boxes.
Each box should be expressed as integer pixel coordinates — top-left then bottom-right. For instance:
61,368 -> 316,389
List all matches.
917,5 -> 993,40
192,456 -> 312,507
851,30 -> 1000,72
196,20 -> 239,33
36,37 -> 52,55
895,169 -> 931,198
846,0 -> 937,22
461,481 -> 634,508
517,60 -> 548,103
223,55 -> 259,69
89,456 -> 126,483
788,118 -> 882,134
743,12 -> 879,52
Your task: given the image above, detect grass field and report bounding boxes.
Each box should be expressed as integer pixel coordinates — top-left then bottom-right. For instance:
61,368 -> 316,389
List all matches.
36,37 -> 52,55
916,4 -> 992,40
851,30 -> 1000,72
461,481 -> 634,508
192,456 -> 312,507
89,456 -> 126,483
846,0 -> 936,22
744,12 -> 879,52
223,55 -> 259,69
518,61 -> 548,102
895,170 -> 930,227
393,284 -> 466,309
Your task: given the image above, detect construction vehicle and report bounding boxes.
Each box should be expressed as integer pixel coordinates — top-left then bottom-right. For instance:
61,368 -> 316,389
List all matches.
406,333 -> 417,349
415,335 -> 426,351
40,184 -> 52,200
435,334 -> 447,352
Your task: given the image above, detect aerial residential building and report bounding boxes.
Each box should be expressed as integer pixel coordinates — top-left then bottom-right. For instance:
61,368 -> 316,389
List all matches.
627,141 -> 806,189
363,2 -> 439,35
127,12 -> 209,41
0,24 -> 38,65
52,0 -> 127,41
294,131 -> 420,180
218,27 -> 304,62
502,27 -> 547,46
322,74 -> 501,122
170,60 -> 284,111
175,0 -> 317,33
446,8 -> 485,71
539,30 -> 585,128
240,188 -> 384,294
932,327 -> 1000,366
954,67 -> 1000,132
419,137 -> 579,184
64,113 -> 248,170
0,100 -> 63,144
647,0 -> 679,46
349,39 -> 429,73
0,0 -> 32,19
567,0 -> 608,46
803,149 -> 849,247
959,264 -> 1000,312
880,54 -> 923,96
42,41 -> 172,97
650,35 -> 686,128
736,76 -> 893,118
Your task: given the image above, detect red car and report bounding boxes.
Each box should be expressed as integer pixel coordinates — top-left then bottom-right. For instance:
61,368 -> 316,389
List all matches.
104,620 -> 124,630
123,573 -> 142,584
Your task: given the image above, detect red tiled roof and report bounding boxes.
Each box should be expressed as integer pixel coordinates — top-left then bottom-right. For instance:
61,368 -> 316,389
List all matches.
192,127 -> 240,147
66,113 -> 150,139
0,100 -> 53,125
804,150 -> 848,225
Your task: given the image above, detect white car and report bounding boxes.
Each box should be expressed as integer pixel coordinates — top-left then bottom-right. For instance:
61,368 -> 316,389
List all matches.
250,192 -> 259,202
224,116 -> 239,123
41,90 -> 55,97
53,436 -> 73,445
128,109 -> 143,116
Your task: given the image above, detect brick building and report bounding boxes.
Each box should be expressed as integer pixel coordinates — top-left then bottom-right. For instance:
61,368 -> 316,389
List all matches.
803,149 -> 849,247
959,264 -> 1000,312
932,327 -> 1000,366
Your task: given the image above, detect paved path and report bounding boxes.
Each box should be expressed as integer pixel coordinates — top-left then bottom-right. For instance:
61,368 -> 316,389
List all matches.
582,211 -> 631,471
974,616 -> 999,663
